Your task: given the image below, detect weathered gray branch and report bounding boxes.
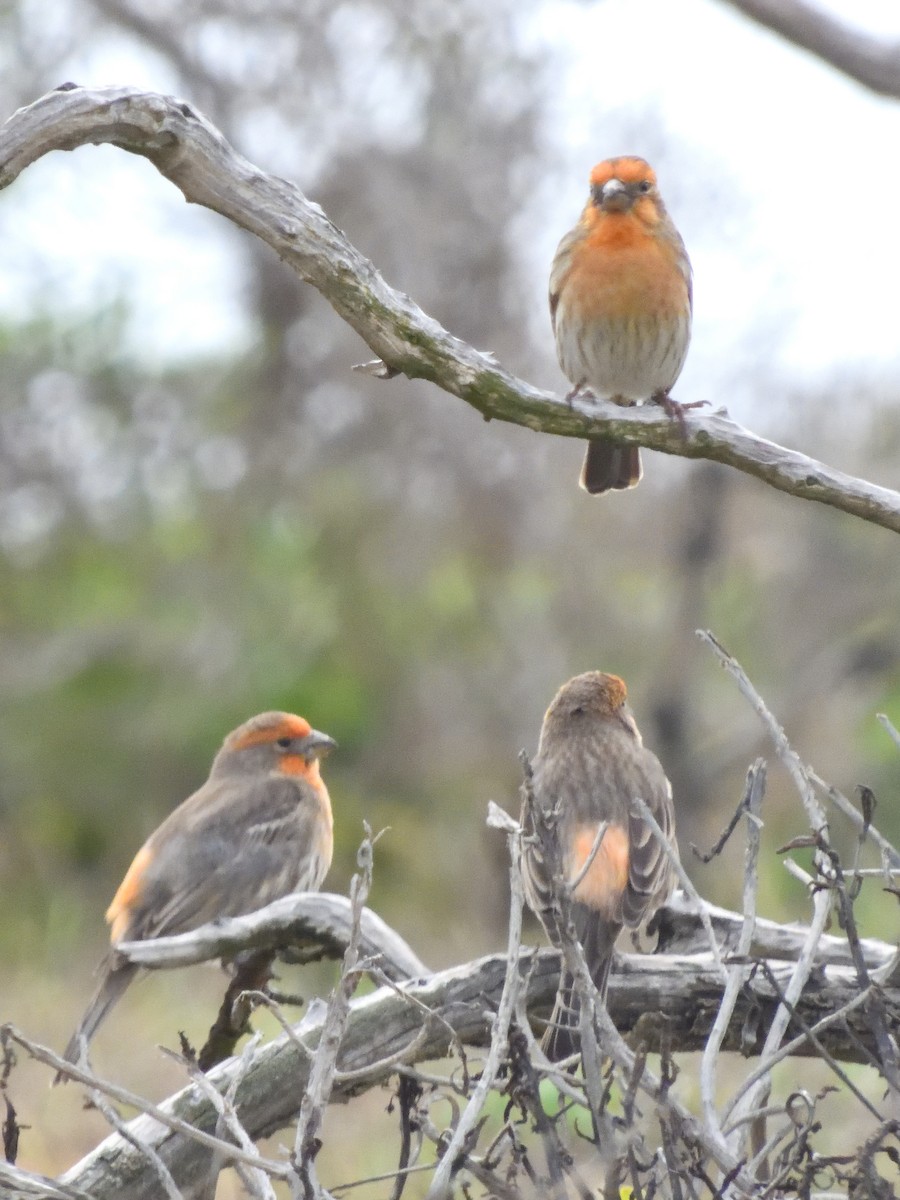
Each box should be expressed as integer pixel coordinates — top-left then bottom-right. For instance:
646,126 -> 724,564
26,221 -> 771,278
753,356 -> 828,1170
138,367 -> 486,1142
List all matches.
116,891 -> 430,982
0,1161 -> 89,1200
659,890 -> 894,970
1,84 -> 898,533
16,902 -> 888,1198
117,880 -> 894,983
720,0 -> 900,99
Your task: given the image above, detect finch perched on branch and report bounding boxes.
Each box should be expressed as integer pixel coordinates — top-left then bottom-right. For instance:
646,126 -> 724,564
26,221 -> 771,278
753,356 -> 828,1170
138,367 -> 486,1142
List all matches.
550,157 -> 693,494
523,672 -> 677,1060
57,711 -> 336,1079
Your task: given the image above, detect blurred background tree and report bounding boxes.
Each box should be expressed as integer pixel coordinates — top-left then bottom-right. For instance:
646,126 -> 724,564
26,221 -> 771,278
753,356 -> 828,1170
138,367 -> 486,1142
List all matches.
2,0 -> 900,1186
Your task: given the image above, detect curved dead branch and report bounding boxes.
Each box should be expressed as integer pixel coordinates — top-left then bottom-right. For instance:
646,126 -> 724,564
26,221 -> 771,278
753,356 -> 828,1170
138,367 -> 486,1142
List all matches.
1,85 -> 898,533
116,891 -> 430,982
721,0 -> 900,99
0,904 -> 893,1198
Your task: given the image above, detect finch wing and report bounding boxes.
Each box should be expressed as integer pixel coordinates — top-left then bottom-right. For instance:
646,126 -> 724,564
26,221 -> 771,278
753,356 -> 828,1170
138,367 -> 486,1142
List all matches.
620,757 -> 676,928
548,225 -> 583,333
123,776 -> 330,941
520,781 -> 561,944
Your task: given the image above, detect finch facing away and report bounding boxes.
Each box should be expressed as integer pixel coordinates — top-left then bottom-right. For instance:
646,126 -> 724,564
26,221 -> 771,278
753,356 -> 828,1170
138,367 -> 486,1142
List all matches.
550,157 -> 693,494
523,672 -> 677,1060
58,711 -> 336,1077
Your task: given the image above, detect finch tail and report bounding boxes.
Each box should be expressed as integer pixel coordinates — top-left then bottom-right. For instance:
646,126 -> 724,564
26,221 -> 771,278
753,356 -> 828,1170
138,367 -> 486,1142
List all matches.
542,917 -> 619,1062
580,440 -> 642,494
54,959 -> 139,1084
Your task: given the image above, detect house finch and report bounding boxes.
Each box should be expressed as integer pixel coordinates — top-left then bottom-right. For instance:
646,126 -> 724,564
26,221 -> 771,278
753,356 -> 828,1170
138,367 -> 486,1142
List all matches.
550,156 -> 693,494
57,711 -> 336,1076
523,672 -> 677,1060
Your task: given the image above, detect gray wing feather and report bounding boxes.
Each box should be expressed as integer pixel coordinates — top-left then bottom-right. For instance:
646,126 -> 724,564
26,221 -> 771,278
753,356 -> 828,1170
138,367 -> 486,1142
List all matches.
129,776 -> 327,940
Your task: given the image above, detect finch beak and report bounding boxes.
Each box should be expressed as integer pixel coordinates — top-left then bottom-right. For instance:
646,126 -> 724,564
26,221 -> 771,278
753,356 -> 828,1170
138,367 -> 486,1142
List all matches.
599,178 -> 631,212
299,729 -> 337,761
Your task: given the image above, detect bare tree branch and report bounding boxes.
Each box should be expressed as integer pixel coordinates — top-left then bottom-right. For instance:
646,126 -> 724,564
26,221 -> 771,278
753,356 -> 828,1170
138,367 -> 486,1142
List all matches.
698,630 -> 829,835
877,712 -> 900,752
0,1162 -> 91,1200
12,930 -> 889,1197
425,808 -> 526,1199
658,891 -> 894,969
155,1038 -> 273,1200
810,768 -> 900,869
292,833 -> 376,1200
116,891 -> 430,981
1,894 -> 895,1198
720,0 -> 900,99
1,85 -> 899,533
701,760 -> 766,1149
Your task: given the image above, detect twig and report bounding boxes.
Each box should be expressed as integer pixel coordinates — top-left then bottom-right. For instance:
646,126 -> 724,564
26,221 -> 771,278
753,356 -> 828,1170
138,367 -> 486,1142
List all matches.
696,631 -> 850,1171
82,1084 -> 183,1200
631,795 -> 727,981
755,968 -> 881,1123
505,1021 -> 584,1200
0,1162 -> 91,1200
291,828 -> 376,1199
700,761 -> 766,1152
809,769 -> 900,868
877,712 -> 900,751
2,1025 -> 290,1179
691,778 -> 760,864
232,990 -> 313,1060
659,890 -> 894,968
826,843 -> 900,1098
334,1026 -> 431,1085
364,966 -> 470,1088
697,631 -> 828,835
332,1162 -> 434,1194
418,1114 -> 524,1200
164,1036 -> 277,1200
511,982 -> 592,1111
566,820 -> 610,894
425,813 -> 526,1198
591,998 -> 759,1196
724,884 -> 834,1154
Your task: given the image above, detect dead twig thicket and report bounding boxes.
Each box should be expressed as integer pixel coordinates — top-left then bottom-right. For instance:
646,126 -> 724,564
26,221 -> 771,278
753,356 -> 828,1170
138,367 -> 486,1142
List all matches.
2,639 -> 898,1197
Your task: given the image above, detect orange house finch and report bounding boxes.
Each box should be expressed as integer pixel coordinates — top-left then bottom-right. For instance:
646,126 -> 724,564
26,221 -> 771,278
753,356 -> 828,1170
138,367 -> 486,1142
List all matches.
550,157 -> 693,494
58,711 -> 336,1074
523,672 -> 677,1059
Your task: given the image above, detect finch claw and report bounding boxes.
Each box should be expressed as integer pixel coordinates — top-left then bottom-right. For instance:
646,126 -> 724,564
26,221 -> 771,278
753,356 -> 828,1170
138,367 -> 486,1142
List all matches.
654,392 -> 707,439
564,382 -> 591,407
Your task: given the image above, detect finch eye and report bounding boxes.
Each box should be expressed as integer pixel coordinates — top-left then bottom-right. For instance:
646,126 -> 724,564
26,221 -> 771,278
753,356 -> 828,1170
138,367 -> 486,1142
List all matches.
638,180 -> 652,193
276,736 -> 293,749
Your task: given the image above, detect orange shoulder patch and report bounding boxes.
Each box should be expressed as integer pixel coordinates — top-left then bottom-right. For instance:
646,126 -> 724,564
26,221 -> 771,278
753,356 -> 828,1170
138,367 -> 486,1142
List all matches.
570,824 -> 629,918
106,844 -> 153,943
